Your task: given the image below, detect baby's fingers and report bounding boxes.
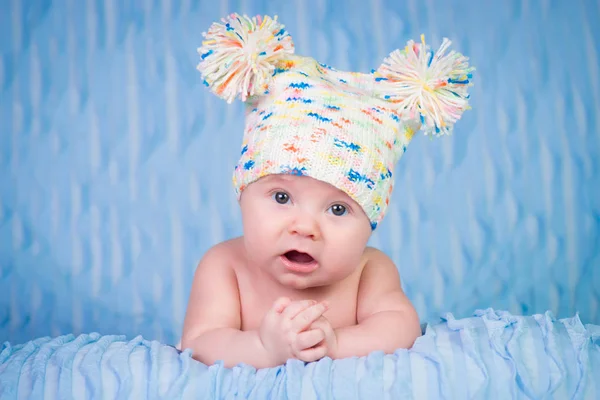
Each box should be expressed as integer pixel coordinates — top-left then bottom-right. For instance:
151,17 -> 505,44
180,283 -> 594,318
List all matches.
271,297 -> 292,313
296,344 -> 328,363
295,328 -> 325,351
291,302 -> 328,332
281,300 -> 317,320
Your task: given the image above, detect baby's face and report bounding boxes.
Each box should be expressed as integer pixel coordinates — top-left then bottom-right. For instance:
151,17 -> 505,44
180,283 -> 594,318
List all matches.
239,174 -> 372,290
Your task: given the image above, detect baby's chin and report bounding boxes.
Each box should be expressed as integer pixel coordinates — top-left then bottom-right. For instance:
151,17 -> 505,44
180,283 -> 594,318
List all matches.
275,273 -> 329,291
274,270 -> 351,291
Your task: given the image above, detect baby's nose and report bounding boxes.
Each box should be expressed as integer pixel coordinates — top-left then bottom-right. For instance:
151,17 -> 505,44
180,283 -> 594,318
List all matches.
289,214 -> 321,240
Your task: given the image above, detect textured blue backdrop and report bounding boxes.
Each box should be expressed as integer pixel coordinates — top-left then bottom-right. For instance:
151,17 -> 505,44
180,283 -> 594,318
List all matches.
1,0 -> 599,346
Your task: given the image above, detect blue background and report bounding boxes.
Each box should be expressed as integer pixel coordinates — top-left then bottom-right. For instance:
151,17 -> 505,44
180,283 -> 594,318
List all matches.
1,0 -> 599,346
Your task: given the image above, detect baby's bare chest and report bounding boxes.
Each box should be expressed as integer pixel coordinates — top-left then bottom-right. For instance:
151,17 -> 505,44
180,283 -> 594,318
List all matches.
237,279 -> 360,331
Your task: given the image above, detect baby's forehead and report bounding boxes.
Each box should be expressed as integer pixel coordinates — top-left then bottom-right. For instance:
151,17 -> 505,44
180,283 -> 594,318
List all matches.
260,174 -> 342,194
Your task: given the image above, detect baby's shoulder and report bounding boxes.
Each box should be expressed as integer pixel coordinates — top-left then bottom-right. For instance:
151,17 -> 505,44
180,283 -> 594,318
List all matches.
360,246 -> 399,274
198,237 -> 245,269
362,246 -> 393,263
357,246 -> 402,294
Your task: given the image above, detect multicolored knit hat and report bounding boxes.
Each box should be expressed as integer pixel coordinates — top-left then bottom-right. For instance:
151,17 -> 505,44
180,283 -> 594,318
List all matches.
197,14 -> 474,229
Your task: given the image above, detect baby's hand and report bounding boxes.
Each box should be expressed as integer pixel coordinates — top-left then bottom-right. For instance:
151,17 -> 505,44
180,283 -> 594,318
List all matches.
308,316 -> 338,359
259,297 -> 329,365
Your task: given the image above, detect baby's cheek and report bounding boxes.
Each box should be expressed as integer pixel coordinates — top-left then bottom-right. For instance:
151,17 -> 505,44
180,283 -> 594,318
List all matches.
337,233 -> 367,257
326,250 -> 361,277
243,208 -> 272,234
242,221 -> 270,254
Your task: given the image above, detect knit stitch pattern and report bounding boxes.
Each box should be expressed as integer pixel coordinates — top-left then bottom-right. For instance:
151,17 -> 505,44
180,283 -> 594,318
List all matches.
232,55 -> 416,228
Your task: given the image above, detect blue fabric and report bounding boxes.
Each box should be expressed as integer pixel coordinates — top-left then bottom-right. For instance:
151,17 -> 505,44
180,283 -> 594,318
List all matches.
2,309 -> 599,399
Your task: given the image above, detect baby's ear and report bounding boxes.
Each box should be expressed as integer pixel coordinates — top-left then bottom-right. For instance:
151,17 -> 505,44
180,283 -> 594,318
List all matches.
373,36 -> 475,137
197,13 -> 295,104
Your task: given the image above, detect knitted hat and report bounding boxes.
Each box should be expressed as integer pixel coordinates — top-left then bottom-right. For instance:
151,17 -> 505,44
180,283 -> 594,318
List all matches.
197,14 -> 474,229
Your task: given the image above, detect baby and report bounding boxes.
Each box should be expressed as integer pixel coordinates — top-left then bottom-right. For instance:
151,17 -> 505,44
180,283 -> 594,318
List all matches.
181,13 -> 474,369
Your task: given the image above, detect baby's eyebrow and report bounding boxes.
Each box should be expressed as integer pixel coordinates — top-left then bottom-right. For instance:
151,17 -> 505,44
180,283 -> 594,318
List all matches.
260,177 -> 294,191
330,198 -> 352,207
328,192 -> 359,206
264,175 -> 298,186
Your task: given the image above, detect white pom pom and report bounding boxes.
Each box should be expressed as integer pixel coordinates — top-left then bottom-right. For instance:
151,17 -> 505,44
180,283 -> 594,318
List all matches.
197,14 -> 295,103
375,35 -> 474,136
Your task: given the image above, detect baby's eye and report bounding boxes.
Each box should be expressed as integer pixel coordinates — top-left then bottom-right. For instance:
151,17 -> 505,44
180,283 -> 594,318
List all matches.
329,204 -> 347,216
272,191 -> 290,204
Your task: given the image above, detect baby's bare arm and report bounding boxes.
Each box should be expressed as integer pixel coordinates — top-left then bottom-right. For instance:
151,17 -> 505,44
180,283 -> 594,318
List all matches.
332,248 -> 421,359
180,243 -> 272,368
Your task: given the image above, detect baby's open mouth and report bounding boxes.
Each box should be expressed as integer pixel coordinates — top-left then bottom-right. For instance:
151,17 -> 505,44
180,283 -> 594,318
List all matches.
283,250 -> 315,264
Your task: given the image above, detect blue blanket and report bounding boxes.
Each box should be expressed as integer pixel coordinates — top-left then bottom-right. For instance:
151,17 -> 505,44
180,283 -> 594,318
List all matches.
1,309 -> 599,399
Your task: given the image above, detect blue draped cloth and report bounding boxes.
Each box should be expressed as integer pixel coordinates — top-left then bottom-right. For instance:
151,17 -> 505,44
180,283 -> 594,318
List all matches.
1,309 -> 599,399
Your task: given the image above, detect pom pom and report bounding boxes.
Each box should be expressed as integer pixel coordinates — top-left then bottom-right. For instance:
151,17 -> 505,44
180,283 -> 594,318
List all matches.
375,35 -> 474,136
197,14 -> 295,103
